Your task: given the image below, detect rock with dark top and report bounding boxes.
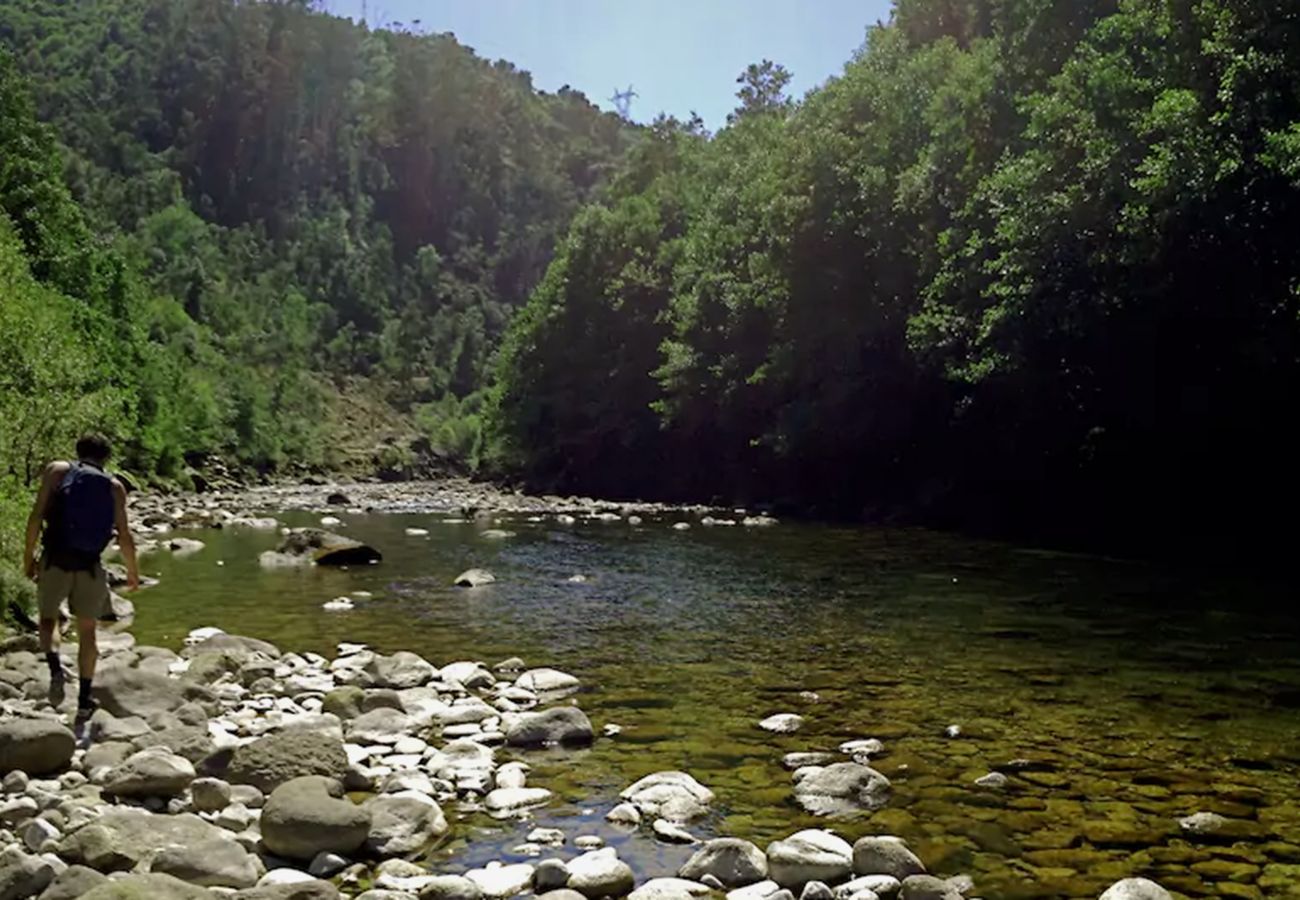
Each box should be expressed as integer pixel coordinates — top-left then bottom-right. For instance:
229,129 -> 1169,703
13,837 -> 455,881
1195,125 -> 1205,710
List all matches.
263,529 -> 381,567
226,730 -> 348,793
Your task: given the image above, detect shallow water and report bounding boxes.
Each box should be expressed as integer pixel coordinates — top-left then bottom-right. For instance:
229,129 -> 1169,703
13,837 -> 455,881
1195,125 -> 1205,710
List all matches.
130,510 -> 1300,899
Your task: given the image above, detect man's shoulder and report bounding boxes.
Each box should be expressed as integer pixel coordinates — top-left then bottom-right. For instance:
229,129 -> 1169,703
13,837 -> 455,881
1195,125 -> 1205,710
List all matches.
44,460 -> 72,480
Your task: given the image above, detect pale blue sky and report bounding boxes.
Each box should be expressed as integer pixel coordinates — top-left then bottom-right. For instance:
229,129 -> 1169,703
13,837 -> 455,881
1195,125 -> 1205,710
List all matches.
322,0 -> 895,127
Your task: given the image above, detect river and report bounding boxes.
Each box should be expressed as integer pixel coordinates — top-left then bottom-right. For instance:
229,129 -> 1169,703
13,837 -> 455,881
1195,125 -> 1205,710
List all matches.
127,501 -> 1300,899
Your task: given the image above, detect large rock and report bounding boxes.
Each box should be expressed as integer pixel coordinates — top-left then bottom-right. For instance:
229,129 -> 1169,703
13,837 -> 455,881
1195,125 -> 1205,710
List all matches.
348,707 -> 415,744
132,725 -> 217,767
232,880 -> 341,900
851,838 -> 924,880
0,719 -> 75,775
566,848 -> 635,898
227,730 -> 348,792
35,864 -> 108,900
793,763 -> 891,815
465,863 -> 536,898
103,748 -> 196,798
264,529 -> 382,566
767,831 -> 854,889
515,669 -> 580,694
621,772 -> 714,821
185,634 -> 282,660
417,875 -> 484,900
365,652 -> 436,689
1098,880 -> 1173,900
364,790 -> 448,856
321,687 -> 365,720
57,807 -> 235,872
79,873 -> 216,899
629,880 -> 712,900
680,838 -> 769,887
94,666 -> 213,719
151,837 -> 261,888
261,775 -> 371,861
505,707 -> 594,747
897,877 -> 961,900
484,787 -> 553,815
0,846 -> 57,899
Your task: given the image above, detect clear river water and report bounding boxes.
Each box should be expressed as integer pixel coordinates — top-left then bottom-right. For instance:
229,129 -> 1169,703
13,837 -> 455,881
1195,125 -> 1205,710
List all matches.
127,507 -> 1300,900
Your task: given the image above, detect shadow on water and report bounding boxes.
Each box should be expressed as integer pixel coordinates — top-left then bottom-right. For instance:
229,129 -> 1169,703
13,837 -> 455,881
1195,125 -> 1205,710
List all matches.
131,511 -> 1300,898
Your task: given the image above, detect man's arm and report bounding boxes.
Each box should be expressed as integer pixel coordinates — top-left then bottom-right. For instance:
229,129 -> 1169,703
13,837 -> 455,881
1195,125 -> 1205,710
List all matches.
112,479 -> 139,591
23,462 -> 67,580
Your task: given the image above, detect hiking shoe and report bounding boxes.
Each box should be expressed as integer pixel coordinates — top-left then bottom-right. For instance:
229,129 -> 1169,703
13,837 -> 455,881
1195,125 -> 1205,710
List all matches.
47,667 -> 67,707
74,697 -> 98,724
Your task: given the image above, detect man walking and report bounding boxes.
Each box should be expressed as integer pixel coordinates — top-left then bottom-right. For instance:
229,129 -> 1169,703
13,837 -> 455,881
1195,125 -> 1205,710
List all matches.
22,433 -> 139,720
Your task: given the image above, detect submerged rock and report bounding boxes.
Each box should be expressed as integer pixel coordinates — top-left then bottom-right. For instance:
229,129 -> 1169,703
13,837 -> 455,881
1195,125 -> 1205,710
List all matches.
759,714 -> 804,734
793,763 -> 891,815
455,569 -> 496,588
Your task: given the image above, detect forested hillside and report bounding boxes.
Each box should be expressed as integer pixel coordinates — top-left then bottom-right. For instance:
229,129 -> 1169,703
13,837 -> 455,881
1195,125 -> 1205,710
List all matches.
0,0 -> 629,481
0,0 -> 631,603
3,0 -> 1298,559
490,0 -> 1300,552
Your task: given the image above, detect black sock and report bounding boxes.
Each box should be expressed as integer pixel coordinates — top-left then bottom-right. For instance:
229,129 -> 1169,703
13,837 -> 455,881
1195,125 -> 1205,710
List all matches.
45,652 -> 61,677
78,678 -> 92,708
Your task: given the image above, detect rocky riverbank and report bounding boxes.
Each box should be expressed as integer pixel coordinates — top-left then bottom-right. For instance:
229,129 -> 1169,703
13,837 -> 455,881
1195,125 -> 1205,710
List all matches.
122,477 -> 775,540
0,615 -> 1185,900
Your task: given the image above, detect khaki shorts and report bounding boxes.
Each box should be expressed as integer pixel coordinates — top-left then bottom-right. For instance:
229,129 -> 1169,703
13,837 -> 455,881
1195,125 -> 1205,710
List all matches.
37,557 -> 110,621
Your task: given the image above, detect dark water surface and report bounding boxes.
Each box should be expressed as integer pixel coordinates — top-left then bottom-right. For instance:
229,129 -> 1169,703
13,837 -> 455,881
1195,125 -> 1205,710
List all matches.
130,511 -> 1300,899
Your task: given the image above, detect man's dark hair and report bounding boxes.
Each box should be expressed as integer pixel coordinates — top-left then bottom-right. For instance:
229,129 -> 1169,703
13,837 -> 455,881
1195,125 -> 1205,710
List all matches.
75,432 -> 112,464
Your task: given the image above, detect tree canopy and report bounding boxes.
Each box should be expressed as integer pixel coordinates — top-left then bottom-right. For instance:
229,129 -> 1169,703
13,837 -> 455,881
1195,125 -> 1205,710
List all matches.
489,0 -> 1300,554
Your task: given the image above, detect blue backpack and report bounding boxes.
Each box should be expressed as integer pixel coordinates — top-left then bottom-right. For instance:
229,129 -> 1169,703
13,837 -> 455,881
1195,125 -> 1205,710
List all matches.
49,462 -> 116,568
